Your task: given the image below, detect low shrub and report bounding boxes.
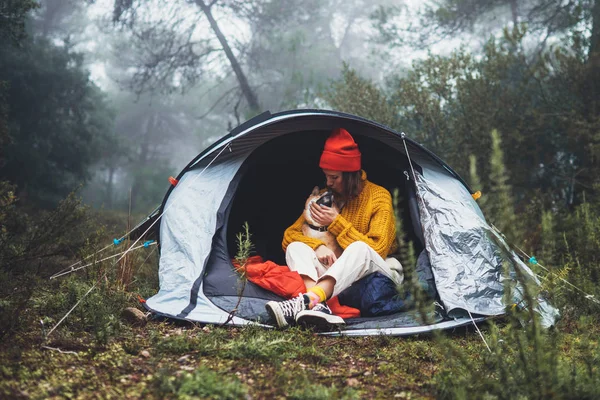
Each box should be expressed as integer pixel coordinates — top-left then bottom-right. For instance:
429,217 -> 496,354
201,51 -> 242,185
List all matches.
0,184 -> 99,338
34,276 -> 132,345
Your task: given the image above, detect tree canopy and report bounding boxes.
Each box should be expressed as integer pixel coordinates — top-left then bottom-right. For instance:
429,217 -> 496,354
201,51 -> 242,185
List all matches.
0,36 -> 115,205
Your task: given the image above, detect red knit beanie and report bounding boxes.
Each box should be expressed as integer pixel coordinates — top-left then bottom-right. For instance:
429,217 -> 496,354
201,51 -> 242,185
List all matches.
319,128 -> 361,172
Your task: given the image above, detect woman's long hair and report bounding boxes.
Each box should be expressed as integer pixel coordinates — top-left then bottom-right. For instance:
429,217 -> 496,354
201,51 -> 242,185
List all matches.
342,170 -> 363,200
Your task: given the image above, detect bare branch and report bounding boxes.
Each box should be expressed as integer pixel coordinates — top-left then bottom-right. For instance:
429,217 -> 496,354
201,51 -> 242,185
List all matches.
41,345 -> 79,355
195,86 -> 239,119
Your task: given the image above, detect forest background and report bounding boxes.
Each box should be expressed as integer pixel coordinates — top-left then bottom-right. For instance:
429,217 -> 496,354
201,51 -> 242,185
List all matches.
1,0 -> 600,398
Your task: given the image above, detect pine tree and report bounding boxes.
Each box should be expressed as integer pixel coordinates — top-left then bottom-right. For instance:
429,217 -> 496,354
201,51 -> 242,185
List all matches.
468,154 -> 488,214
487,129 -> 521,243
539,210 -> 555,264
323,64 -> 398,129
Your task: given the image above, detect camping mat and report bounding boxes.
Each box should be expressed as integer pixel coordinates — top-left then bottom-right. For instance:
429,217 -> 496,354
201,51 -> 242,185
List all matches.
342,310 -> 444,330
209,295 -> 445,330
210,295 -> 275,323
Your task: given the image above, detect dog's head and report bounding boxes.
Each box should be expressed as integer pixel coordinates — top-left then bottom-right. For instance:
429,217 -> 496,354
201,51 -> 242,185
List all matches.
304,186 -> 334,226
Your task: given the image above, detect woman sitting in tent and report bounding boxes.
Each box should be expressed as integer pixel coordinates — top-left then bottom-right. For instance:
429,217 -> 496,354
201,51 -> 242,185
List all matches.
266,127 -> 404,329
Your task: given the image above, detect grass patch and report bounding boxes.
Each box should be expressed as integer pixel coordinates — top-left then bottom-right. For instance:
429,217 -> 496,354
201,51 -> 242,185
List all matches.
221,333 -> 294,361
288,383 -> 359,399
156,366 -> 248,399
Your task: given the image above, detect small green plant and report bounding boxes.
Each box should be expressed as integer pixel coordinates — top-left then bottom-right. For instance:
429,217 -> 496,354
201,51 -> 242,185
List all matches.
155,333 -> 195,355
222,332 -> 293,362
486,129 -> 522,244
221,222 -> 255,325
555,201 -> 600,318
468,153 -> 487,212
392,188 -> 433,321
289,383 -> 359,400
157,366 -> 248,400
235,221 -> 254,266
392,189 -> 417,271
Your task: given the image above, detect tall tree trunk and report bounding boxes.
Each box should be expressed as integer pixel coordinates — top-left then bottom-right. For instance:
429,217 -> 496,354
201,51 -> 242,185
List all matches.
131,115 -> 152,210
509,0 -> 518,26
106,165 -> 115,208
41,0 -> 63,38
195,0 -> 261,114
575,0 -> 600,202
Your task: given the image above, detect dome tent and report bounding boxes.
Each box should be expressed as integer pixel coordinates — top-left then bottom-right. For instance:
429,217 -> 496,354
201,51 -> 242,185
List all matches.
136,109 -> 558,336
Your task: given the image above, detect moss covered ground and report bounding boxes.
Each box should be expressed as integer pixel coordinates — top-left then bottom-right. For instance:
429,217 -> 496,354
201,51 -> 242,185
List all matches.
0,296 -> 600,399
1,316 -> 481,399
2,315 -> 598,399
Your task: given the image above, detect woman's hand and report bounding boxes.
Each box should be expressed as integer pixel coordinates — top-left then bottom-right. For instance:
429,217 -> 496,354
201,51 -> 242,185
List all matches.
310,202 -> 338,226
315,245 -> 337,267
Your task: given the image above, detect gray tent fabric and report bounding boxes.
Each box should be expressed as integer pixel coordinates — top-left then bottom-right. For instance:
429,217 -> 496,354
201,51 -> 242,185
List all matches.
146,157 -> 251,324
142,109 -> 559,335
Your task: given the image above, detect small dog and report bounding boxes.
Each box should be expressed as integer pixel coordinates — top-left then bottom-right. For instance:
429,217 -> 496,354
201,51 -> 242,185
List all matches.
301,186 -> 343,258
300,187 -> 405,282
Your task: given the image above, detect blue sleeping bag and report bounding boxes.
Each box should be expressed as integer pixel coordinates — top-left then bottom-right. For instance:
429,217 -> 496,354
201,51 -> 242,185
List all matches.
337,251 -> 437,317
338,272 -> 413,316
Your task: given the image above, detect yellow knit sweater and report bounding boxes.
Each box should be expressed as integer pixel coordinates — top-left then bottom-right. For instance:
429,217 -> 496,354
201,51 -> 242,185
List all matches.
282,170 -> 397,259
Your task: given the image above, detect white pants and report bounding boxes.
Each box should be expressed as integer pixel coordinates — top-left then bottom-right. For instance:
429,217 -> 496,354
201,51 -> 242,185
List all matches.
285,241 -> 403,298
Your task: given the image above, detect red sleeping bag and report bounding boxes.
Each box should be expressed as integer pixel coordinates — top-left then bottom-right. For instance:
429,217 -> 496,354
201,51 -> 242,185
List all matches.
233,255 -> 360,319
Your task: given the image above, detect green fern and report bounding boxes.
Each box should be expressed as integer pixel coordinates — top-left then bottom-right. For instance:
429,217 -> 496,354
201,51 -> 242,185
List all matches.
235,222 -> 254,271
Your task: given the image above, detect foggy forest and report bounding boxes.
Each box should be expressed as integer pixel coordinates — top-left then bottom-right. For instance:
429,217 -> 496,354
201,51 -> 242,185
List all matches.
1,0 -> 600,398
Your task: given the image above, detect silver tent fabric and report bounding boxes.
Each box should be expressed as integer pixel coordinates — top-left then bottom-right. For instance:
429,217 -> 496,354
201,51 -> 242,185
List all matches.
414,171 -> 559,327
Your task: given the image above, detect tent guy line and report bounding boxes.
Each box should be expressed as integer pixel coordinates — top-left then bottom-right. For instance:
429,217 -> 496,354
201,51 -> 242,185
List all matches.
54,221 -> 156,279
45,241 -> 161,342
53,241 -> 120,278
506,238 -> 600,306
111,141 -> 233,269
51,136 -> 233,282
44,142 -> 232,340
49,241 -> 157,280
464,299 -> 492,353
45,275 -> 99,339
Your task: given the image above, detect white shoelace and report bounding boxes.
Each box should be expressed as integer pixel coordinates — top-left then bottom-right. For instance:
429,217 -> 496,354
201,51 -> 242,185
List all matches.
280,294 -> 305,317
